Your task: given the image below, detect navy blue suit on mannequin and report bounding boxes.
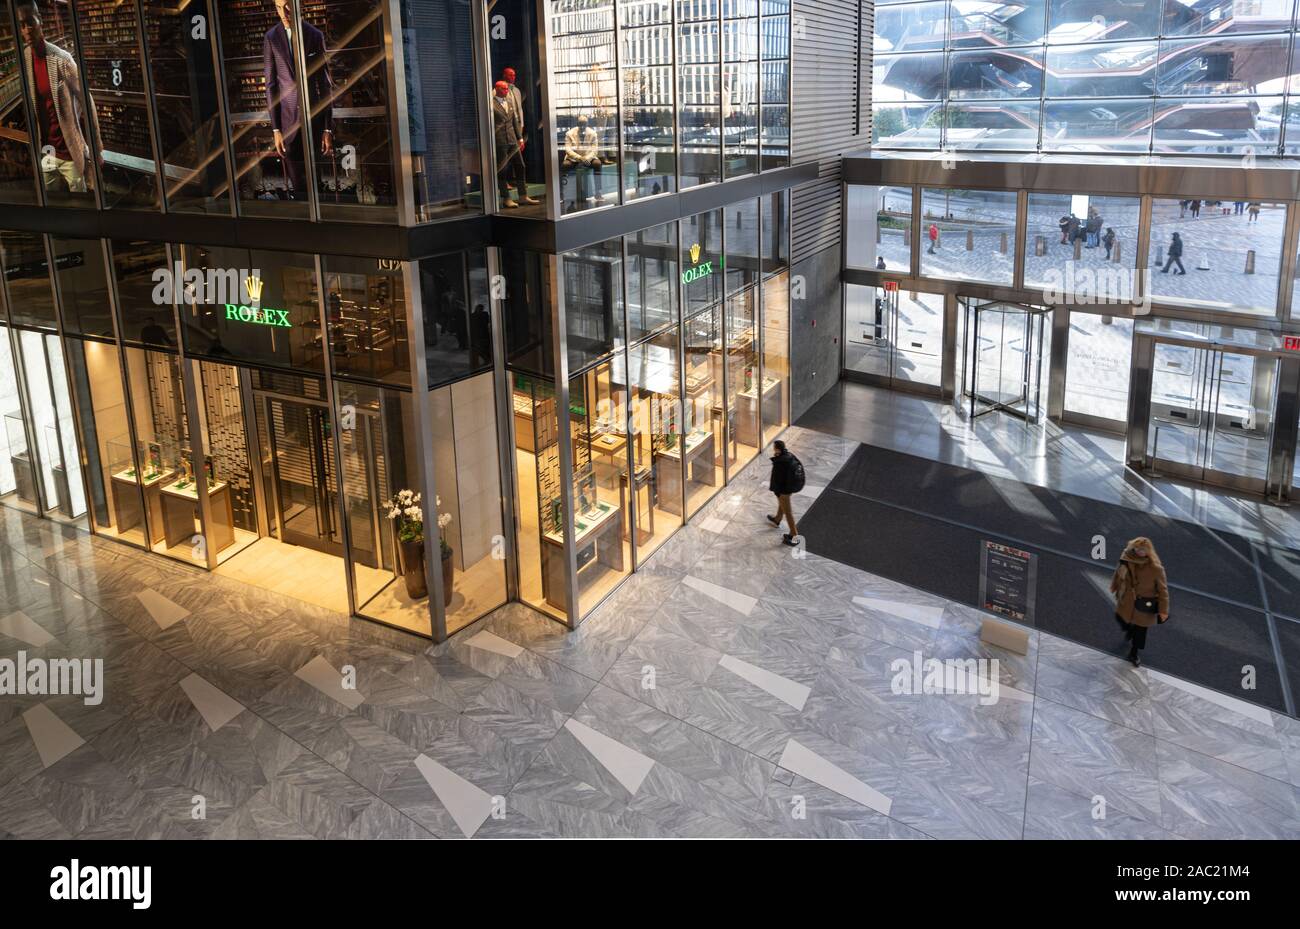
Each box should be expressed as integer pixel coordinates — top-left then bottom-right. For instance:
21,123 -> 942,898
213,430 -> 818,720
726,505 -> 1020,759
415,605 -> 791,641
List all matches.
263,20 -> 333,196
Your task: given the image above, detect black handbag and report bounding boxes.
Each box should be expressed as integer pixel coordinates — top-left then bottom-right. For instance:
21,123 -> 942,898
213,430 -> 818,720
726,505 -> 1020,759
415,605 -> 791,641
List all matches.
1134,596 -> 1158,614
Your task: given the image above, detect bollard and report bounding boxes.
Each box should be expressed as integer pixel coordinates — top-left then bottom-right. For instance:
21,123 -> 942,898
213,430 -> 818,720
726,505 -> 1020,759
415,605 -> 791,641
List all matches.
1035,235 -> 1046,256
1073,238 -> 1082,260
1245,249 -> 1255,274
876,224 -> 881,244
1198,252 -> 1211,270
966,229 -> 974,251
1000,232 -> 1007,254
1113,241 -> 1122,263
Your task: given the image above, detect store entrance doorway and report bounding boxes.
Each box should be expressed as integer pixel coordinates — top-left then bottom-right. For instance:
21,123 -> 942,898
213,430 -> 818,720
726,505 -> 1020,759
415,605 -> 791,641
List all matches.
263,396 -> 345,557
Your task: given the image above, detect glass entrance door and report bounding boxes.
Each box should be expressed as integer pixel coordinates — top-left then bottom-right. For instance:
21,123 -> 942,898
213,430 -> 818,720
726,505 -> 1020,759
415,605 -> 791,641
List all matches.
959,299 -> 1052,422
1147,342 -> 1278,492
263,397 -> 345,557
844,285 -> 944,392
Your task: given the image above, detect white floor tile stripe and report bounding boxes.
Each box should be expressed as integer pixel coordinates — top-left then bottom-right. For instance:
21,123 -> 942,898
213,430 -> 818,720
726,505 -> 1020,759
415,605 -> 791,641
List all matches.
294,656 -> 365,710
465,630 -> 524,659
178,673 -> 246,732
0,610 -> 56,647
718,654 -> 811,710
23,703 -> 84,769
565,719 -> 656,795
852,595 -> 944,629
133,588 -> 190,630
684,575 -> 757,616
415,753 -> 494,839
779,738 -> 892,816
1147,669 -> 1274,726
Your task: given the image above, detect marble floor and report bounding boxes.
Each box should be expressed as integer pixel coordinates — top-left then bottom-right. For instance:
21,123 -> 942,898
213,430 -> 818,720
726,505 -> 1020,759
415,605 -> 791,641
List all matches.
1,423 -> 1299,839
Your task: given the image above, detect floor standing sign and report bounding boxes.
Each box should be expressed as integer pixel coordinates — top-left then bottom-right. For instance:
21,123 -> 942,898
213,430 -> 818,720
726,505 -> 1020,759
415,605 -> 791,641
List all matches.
979,541 -> 1037,624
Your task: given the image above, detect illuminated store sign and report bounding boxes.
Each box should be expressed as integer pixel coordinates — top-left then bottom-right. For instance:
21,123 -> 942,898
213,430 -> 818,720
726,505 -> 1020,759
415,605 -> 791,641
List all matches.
681,242 -> 721,285
223,276 -> 292,329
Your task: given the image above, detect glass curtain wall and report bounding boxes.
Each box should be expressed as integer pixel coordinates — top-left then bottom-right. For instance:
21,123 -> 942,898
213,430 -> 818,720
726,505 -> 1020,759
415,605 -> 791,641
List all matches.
875,0 -> 1300,155
919,187 -> 1015,284
488,0 -> 546,215
0,5 -> 40,204
400,0 -> 482,219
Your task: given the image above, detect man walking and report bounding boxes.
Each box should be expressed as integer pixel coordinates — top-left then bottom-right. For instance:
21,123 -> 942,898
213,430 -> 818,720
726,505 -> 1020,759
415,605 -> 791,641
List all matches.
927,222 -> 938,254
765,440 -> 804,547
1161,232 -> 1185,274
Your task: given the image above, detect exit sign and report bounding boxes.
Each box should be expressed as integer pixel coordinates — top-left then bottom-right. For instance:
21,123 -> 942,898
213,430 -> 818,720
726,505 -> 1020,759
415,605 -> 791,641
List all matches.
1286,335 -> 1300,352
883,281 -> 899,292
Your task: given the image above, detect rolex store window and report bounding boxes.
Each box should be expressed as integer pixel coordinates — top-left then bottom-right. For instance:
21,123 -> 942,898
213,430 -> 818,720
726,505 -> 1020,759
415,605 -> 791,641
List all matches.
324,256 -> 409,386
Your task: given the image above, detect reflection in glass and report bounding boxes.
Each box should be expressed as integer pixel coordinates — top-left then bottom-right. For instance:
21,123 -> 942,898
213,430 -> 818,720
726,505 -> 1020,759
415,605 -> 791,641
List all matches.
15,0 -> 96,207
0,6 -> 39,204
1044,42 -> 1157,98
760,271 -> 788,446
51,236 -> 113,339
627,326 -> 683,561
1152,96 -> 1283,155
323,255 -> 408,385
143,0 -> 232,213
683,301 -> 723,515
949,0 -> 1046,47
563,238 -> 624,371
682,208 -> 723,317
873,101 -> 944,147
723,0 -> 759,178
875,0 -> 948,52
726,198 -> 759,296
945,100 -> 1040,150
73,0 -> 161,209
621,0 -> 675,200
568,359 -> 630,615
725,286 -> 758,480
1147,197 -> 1284,315
759,0 -> 790,170
1,230 -> 57,329
919,187 -> 1016,284
431,372 -> 507,634
111,239 -> 174,348
17,328 -> 84,523
947,48 -> 1042,100
422,249 -> 492,387
554,0 -> 618,214
400,0 -> 481,220
1047,0 -> 1159,42
678,0 -> 721,187
761,189 -> 789,276
626,222 -> 678,342
0,325 -> 40,513
65,336 -> 146,545
1041,98 -> 1153,152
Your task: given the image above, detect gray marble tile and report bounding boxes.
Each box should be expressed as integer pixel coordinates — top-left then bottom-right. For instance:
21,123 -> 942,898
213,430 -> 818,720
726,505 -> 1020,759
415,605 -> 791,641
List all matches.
1156,739 -> 1300,840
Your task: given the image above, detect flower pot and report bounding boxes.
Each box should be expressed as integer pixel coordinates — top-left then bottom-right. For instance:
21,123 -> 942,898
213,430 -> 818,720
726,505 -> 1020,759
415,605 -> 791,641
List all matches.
441,547 -> 454,608
399,538 -> 428,600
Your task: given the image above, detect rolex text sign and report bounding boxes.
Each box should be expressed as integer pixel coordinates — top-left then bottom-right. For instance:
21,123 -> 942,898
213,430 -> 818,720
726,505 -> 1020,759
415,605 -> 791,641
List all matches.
224,304 -> 293,328
681,261 -> 715,285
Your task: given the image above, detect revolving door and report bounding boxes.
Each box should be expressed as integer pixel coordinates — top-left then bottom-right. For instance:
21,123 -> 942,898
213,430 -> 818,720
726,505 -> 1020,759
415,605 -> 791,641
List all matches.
959,299 -> 1052,423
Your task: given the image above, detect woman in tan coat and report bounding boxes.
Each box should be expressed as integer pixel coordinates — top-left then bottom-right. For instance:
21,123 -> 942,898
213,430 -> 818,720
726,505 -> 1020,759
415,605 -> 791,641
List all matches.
1109,536 -> 1170,668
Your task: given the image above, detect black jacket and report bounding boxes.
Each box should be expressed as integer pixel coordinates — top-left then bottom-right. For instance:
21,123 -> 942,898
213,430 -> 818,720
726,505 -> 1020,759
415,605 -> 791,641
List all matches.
1167,237 -> 1183,258
770,451 -> 798,495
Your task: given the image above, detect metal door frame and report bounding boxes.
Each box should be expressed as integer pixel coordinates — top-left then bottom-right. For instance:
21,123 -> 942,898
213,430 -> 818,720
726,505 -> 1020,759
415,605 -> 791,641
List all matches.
845,284 -> 945,398
959,297 -> 1050,423
1127,330 -> 1296,499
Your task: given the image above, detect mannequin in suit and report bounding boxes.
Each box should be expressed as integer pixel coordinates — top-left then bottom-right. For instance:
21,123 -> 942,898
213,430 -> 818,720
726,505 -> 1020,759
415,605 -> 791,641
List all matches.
502,67 -> 525,145
564,115 -> 602,205
263,0 -> 333,197
493,81 -> 537,208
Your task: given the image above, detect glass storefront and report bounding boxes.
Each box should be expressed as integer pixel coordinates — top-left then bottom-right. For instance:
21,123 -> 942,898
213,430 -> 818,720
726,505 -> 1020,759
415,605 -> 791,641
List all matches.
0,201 -> 793,636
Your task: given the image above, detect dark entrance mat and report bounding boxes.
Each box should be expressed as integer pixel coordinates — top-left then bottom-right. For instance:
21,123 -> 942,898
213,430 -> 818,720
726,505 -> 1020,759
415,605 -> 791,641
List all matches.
800,445 -> 1292,715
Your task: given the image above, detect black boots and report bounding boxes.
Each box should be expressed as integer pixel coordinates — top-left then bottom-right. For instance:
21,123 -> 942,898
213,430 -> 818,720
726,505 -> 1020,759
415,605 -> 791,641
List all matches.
1128,645 -> 1141,668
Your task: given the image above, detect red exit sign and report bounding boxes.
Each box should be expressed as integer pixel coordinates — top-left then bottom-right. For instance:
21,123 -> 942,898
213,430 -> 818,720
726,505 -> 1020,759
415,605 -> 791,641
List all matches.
883,281 -> 899,292
1286,335 -> 1300,352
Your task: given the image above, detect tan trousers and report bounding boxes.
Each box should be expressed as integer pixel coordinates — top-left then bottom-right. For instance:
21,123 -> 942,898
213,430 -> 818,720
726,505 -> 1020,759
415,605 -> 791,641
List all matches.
774,493 -> 797,536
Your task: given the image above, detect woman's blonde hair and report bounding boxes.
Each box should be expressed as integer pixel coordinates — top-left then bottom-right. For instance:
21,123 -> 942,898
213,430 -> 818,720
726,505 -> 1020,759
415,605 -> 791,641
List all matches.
1124,536 -> 1162,568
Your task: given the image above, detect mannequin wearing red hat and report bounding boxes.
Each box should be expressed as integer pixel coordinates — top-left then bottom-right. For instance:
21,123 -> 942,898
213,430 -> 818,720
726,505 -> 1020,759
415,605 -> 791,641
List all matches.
493,80 -> 536,207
